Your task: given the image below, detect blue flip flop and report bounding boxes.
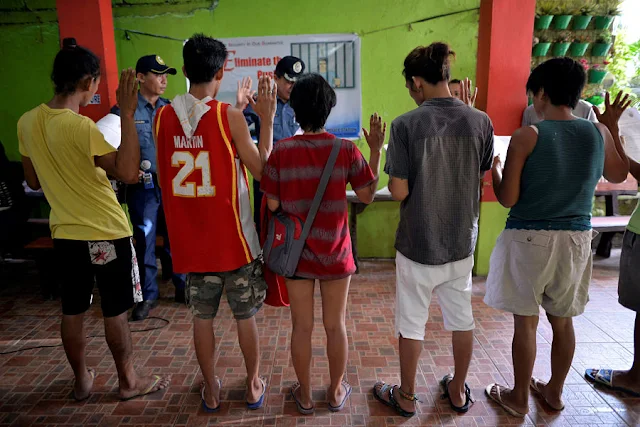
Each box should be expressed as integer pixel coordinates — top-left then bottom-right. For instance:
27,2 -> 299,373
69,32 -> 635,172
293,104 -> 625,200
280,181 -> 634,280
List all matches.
247,377 -> 267,410
290,382 -> 315,415
585,368 -> 640,397
201,378 -> 222,413
328,381 -> 352,412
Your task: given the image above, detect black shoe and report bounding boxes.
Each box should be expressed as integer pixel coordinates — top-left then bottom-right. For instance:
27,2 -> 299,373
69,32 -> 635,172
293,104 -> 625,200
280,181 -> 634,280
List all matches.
175,289 -> 186,304
131,300 -> 158,321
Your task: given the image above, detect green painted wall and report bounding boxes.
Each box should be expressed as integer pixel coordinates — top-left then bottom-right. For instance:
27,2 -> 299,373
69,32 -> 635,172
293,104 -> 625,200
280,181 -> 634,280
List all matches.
0,0 -> 481,259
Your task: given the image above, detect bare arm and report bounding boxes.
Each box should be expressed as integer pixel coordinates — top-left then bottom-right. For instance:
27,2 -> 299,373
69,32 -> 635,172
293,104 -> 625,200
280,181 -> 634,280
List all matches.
95,69 -> 140,184
229,76 -> 276,181
388,176 -> 409,201
597,123 -> 629,183
21,156 -> 40,190
492,126 -> 537,208
355,113 -> 386,203
593,92 -> 632,184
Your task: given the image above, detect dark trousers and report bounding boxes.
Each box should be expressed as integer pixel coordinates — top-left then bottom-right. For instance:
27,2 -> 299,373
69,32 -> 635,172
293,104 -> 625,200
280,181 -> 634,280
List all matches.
127,184 -> 185,301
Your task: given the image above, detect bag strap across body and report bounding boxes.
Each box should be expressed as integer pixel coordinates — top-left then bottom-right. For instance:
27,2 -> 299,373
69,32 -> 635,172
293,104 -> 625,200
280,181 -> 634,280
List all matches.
298,138 -> 341,244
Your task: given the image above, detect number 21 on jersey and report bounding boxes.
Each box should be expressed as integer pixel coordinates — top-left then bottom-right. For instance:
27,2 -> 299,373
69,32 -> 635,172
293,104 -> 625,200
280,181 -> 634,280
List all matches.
171,151 -> 215,198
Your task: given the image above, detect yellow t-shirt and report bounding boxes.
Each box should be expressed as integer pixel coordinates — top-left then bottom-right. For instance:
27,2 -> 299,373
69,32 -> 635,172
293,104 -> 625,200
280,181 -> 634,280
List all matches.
18,104 -> 131,241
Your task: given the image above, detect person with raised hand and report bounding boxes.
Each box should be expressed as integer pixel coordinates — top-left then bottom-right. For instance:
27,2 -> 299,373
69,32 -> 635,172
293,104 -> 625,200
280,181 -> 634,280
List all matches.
154,33 -> 276,412
18,38 -> 171,401
260,73 -> 382,414
485,58 -> 629,418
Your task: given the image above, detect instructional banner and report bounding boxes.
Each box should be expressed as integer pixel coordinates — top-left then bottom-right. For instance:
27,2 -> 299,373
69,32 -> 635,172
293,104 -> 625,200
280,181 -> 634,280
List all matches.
189,33 -> 362,139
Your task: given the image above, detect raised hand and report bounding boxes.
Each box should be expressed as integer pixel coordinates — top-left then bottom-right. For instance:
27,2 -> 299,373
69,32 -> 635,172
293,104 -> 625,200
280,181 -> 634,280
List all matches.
235,76 -> 255,110
363,113 -> 387,153
593,92 -> 632,133
249,76 -> 277,121
460,77 -> 478,108
116,68 -> 138,118
492,155 -> 502,172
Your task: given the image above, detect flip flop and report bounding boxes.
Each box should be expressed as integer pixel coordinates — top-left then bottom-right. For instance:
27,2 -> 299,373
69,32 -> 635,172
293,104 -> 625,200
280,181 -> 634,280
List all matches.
328,380 -> 352,412
201,378 -> 222,413
485,384 -> 527,418
372,381 -> 416,418
440,374 -> 474,413
290,382 -> 314,415
585,368 -> 640,398
530,377 -> 564,411
246,377 -> 267,410
120,374 -> 168,401
72,368 -> 96,402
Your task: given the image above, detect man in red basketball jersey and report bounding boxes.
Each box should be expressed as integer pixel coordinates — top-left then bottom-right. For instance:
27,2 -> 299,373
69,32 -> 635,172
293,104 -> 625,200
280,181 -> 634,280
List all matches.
154,34 -> 276,412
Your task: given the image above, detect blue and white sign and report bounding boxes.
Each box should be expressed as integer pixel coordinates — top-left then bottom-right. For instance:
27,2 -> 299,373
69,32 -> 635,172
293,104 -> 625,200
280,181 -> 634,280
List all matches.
205,33 -> 362,139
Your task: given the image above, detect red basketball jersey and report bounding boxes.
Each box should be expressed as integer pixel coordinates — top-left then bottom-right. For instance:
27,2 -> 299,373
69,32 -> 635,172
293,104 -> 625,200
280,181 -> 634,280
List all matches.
154,99 -> 260,274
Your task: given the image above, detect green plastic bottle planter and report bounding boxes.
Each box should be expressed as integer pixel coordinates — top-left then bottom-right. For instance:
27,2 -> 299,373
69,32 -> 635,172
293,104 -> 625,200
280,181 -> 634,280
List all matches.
591,43 -> 612,57
572,15 -> 592,30
594,16 -> 615,30
532,43 -> 552,57
569,42 -> 590,57
553,15 -> 572,30
552,42 -> 571,57
588,69 -> 607,84
535,15 -> 554,29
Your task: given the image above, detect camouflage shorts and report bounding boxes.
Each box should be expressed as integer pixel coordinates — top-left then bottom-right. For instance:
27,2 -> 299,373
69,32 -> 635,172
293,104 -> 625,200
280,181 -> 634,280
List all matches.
186,259 -> 267,320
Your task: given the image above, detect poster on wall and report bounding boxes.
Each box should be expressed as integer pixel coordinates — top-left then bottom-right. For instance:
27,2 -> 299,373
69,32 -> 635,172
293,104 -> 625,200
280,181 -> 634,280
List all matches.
187,33 -> 362,139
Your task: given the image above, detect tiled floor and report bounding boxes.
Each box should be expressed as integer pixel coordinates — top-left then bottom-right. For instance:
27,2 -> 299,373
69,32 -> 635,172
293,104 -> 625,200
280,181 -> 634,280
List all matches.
0,253 -> 638,426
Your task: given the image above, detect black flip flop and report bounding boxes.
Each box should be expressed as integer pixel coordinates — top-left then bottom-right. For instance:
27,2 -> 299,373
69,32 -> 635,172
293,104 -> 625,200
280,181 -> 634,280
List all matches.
372,382 -> 416,418
440,374 -> 474,413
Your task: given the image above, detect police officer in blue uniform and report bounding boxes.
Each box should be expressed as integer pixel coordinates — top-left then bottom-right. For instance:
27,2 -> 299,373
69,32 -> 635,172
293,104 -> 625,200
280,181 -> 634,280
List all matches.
243,56 -> 305,233
112,55 -> 186,321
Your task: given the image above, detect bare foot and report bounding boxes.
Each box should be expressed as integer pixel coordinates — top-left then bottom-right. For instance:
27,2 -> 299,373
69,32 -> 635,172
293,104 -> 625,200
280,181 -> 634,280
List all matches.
292,382 -> 313,410
530,378 -> 564,410
486,384 -> 528,416
202,378 -> 221,410
73,368 -> 96,401
447,379 -> 466,408
246,376 -> 265,405
612,370 -> 640,395
118,374 -> 171,400
329,381 -> 351,408
373,382 -> 416,414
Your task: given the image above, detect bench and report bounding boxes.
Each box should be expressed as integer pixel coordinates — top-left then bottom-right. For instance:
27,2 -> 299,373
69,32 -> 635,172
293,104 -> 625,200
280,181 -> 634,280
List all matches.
592,174 -> 638,257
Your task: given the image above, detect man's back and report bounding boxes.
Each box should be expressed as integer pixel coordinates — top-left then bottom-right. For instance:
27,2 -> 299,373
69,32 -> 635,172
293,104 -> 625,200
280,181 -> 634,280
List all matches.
155,96 -> 260,274
385,98 -> 494,265
17,104 -> 131,241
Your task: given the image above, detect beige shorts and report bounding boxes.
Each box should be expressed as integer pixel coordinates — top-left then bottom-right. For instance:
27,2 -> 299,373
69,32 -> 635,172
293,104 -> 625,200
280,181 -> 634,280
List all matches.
484,229 -> 594,317
395,251 -> 475,340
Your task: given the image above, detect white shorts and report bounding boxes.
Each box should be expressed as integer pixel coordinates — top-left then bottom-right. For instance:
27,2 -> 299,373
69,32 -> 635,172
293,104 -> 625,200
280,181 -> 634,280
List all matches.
395,251 -> 475,340
484,229 -> 594,317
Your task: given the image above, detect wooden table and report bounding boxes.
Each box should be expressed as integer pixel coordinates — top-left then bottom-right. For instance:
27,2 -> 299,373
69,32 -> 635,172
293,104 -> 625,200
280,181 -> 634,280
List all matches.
346,187 -> 395,273
593,175 -> 638,257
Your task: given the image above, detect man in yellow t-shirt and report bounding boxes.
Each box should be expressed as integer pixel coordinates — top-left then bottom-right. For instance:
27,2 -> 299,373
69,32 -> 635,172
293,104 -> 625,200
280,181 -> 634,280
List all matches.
18,39 -> 169,401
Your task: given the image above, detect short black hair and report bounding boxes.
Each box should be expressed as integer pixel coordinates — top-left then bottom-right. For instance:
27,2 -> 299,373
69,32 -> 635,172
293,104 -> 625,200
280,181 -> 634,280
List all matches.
526,57 -> 585,109
449,79 -> 461,84
51,38 -> 101,95
183,34 -> 227,84
290,73 -> 336,132
403,42 -> 455,85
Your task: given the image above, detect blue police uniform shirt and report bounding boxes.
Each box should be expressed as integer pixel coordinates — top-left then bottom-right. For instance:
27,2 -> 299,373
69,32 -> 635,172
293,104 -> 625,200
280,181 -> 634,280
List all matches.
243,97 -> 299,143
110,92 -> 170,174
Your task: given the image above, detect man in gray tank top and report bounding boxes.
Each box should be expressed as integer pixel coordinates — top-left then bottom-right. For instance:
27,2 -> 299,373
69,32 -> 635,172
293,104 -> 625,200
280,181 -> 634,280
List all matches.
485,57 -> 630,417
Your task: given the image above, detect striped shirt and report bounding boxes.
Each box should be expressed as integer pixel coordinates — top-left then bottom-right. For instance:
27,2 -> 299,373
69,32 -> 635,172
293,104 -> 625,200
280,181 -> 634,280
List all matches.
260,133 -> 375,279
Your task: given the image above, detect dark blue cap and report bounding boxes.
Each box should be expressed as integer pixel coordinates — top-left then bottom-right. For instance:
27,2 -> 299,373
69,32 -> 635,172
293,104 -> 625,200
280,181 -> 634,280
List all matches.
135,55 -> 177,75
275,56 -> 305,82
